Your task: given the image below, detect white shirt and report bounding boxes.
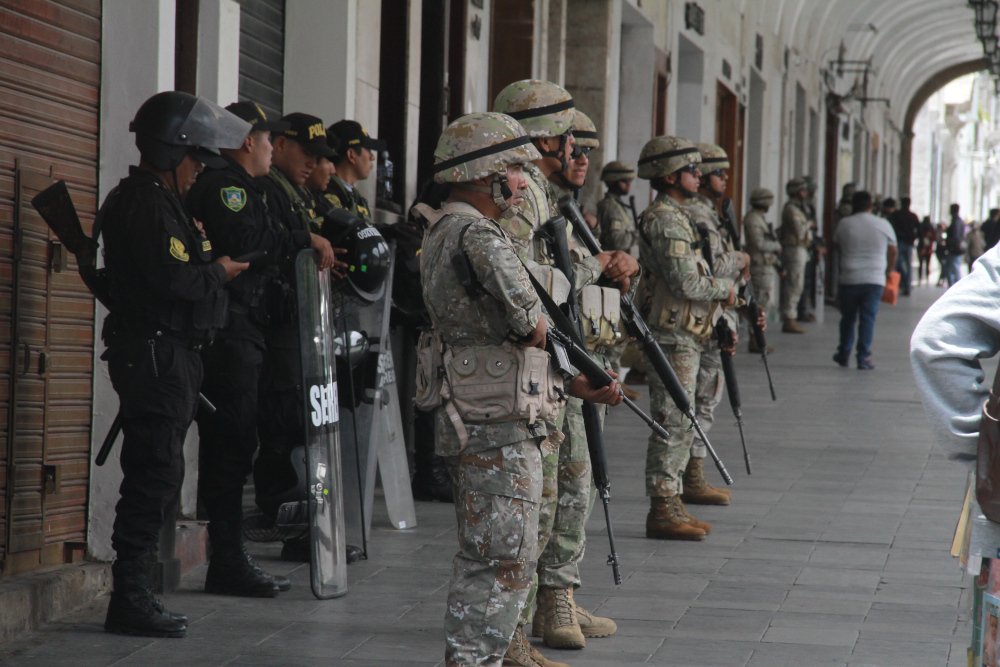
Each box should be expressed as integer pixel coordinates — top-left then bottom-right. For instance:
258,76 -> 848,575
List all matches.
911,244 -> 1000,457
834,211 -> 897,286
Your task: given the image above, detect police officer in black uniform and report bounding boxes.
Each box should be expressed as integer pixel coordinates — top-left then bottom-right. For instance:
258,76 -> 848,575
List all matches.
325,119 -> 383,221
101,91 -> 250,638
253,113 -> 343,560
187,102 -> 336,597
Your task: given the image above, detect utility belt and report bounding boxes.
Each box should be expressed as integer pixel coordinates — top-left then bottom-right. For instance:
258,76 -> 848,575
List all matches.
414,331 -> 563,448
107,319 -> 213,351
646,278 -> 720,340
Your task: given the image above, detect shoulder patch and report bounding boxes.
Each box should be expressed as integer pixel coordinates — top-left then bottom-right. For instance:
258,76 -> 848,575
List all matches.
668,239 -> 690,257
325,193 -> 342,209
221,186 -> 247,212
169,237 -> 190,262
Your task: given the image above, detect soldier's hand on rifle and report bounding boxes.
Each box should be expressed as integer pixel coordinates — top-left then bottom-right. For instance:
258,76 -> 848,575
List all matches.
725,285 -> 737,306
738,251 -> 752,281
215,256 -> 250,282
756,309 -> 768,333
522,316 -> 548,350
309,233 -> 336,270
567,372 -> 623,406
598,250 -> 639,291
722,330 -> 738,355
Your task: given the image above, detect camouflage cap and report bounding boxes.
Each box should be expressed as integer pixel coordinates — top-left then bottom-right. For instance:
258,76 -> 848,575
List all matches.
571,109 -> 600,149
696,143 -> 730,171
601,160 -> 636,183
432,112 -> 541,184
493,79 -> 575,138
786,176 -> 808,196
749,188 -> 774,207
637,136 -> 700,180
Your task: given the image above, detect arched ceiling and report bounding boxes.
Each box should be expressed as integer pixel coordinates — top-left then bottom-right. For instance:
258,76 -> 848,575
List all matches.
777,0 -> 986,127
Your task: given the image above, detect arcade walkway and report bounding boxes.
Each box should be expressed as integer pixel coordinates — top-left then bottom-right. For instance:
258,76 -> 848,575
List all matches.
0,284 -> 972,666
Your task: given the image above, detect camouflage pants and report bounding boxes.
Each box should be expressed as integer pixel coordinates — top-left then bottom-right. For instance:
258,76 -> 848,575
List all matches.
519,426 -> 563,624
781,252 -> 807,320
646,336 -> 703,497
692,342 -> 725,459
444,438 -> 543,666
750,267 -> 778,317
537,396 -> 604,590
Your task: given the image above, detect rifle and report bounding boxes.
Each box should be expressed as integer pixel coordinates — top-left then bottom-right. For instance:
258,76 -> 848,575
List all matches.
540,216 -> 621,584
31,180 -> 217,466
558,196 -> 733,485
721,198 -> 776,401
627,195 -> 640,227
696,223 -> 751,476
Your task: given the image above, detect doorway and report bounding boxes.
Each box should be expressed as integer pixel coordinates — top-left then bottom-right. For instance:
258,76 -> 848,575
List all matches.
715,82 -> 745,218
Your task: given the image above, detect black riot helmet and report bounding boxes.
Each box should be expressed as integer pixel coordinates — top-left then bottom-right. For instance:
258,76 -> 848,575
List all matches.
321,209 -> 391,302
130,91 -> 250,170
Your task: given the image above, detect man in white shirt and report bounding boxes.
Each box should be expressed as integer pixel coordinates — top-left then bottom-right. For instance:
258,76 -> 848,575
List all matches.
832,190 -> 897,370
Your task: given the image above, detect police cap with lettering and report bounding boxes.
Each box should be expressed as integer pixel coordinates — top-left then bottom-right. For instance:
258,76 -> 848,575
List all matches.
225,101 -> 290,134
277,112 -> 337,158
329,119 -> 386,153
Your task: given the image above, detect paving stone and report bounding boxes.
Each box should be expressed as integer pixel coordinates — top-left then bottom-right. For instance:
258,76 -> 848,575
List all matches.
761,625 -> 859,646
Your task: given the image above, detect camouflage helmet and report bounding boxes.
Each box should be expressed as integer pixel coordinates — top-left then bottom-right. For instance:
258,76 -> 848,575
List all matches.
432,112 -> 541,184
601,160 -> 636,183
749,188 -> 774,208
571,109 -> 600,149
786,176 -> 808,196
637,136 -> 700,180
696,143 -> 730,171
493,79 -> 575,138
803,174 -> 817,194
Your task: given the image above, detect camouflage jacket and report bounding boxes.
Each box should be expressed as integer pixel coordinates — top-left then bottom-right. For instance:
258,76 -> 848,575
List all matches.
781,199 -> 813,250
743,209 -> 782,269
637,192 -> 733,344
420,200 -> 550,454
598,193 -> 637,254
683,194 -> 744,282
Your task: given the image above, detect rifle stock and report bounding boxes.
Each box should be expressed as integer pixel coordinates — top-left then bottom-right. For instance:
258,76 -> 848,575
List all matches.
558,195 -> 733,485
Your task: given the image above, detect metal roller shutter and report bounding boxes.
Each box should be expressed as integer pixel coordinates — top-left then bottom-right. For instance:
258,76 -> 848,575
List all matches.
239,0 -> 285,118
0,0 -> 100,575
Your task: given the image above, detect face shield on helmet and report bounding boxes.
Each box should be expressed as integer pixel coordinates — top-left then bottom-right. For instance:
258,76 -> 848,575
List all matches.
130,91 -> 251,170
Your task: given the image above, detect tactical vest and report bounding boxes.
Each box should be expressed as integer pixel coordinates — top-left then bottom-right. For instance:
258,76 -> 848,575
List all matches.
325,175 -> 372,221
638,198 -> 720,340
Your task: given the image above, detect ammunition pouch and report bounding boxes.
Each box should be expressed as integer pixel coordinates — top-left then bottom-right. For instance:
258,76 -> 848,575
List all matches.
441,342 -> 562,427
580,284 -> 622,350
414,329 -> 445,410
647,260 -> 719,340
526,264 -> 571,306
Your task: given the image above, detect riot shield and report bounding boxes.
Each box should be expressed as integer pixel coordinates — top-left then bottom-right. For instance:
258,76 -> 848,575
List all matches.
296,250 -> 348,599
337,244 -> 416,548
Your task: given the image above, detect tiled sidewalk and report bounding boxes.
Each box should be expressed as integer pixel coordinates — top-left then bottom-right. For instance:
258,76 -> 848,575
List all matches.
0,284 -> 972,666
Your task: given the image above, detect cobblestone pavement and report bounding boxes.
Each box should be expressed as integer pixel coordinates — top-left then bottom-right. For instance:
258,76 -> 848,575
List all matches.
0,284 -> 974,666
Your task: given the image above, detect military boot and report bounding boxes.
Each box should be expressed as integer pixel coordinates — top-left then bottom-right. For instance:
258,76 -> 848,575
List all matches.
674,496 -> 712,535
681,457 -> 732,506
575,602 -> 617,638
621,385 -> 641,401
205,521 -> 286,597
782,318 -> 805,333
645,496 -> 706,540
503,624 -> 570,667
105,553 -> 187,638
538,587 -> 585,649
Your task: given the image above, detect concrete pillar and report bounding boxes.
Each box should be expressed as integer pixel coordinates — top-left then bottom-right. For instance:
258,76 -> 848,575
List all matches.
196,0 -> 241,104
616,1 -> 654,210
91,0 -> 178,562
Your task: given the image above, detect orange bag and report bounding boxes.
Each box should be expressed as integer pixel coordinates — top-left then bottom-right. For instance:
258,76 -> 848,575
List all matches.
881,271 -> 900,305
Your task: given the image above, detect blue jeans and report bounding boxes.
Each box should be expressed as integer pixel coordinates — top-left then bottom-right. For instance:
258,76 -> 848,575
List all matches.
896,244 -> 913,294
837,283 -> 883,361
944,255 -> 962,286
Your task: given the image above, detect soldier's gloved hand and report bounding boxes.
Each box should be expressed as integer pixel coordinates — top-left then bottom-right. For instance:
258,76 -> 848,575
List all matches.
522,317 -> 547,350
567,372 -> 623,406
310,233 -> 335,270
215,256 -> 250,282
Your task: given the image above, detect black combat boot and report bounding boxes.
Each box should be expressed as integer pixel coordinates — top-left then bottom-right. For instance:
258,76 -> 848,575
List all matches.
411,410 -> 454,503
205,521 -> 288,597
105,553 -> 187,638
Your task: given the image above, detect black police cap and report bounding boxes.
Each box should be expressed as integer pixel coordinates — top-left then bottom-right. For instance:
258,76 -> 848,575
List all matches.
329,119 -> 386,153
277,112 -> 337,159
225,101 -> 291,133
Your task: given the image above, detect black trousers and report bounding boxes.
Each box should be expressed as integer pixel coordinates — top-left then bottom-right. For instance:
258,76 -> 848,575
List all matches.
197,331 -> 265,529
108,335 -> 201,560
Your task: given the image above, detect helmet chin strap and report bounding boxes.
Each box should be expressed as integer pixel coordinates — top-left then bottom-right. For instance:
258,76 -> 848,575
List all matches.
536,134 -> 571,174
462,174 -> 514,211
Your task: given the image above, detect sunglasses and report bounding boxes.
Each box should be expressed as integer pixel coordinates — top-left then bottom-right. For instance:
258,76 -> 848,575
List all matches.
678,164 -> 700,175
570,145 -> 593,160
707,169 -> 728,179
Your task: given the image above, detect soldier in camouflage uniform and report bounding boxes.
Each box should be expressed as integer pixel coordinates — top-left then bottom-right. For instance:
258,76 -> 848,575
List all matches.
421,111 -> 620,667
743,188 -> 781,351
598,161 -> 638,255
677,144 -> 750,518
635,136 -> 737,541
780,177 -> 812,334
495,81 -> 637,659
